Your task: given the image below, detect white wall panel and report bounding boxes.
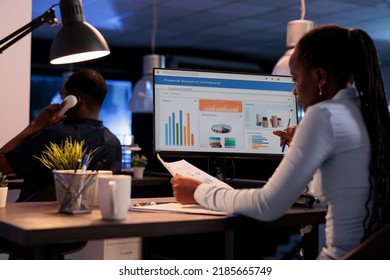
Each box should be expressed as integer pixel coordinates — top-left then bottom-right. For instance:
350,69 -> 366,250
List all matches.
0,1 -> 31,145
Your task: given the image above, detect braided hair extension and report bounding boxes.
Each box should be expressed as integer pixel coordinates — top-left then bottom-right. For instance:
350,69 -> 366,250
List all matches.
349,29 -> 390,240
297,25 -> 390,241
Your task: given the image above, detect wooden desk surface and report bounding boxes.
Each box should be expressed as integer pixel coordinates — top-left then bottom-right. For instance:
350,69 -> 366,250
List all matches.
0,197 -> 326,247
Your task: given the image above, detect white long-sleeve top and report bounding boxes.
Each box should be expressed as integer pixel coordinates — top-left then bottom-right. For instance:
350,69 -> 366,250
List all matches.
194,87 -> 370,259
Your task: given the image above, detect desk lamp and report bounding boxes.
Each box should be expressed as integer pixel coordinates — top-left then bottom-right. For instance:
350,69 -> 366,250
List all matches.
0,0 -> 110,65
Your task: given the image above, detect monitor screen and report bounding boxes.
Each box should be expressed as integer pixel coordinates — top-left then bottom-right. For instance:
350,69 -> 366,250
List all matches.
153,68 -> 297,160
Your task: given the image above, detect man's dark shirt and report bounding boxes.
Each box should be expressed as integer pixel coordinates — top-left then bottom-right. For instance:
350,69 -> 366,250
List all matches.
5,118 -> 122,202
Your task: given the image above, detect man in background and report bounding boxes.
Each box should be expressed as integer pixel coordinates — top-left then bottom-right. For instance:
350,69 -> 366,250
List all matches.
0,69 -> 122,202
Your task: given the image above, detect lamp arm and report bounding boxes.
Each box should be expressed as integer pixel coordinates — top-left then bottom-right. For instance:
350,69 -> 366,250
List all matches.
0,7 -> 59,54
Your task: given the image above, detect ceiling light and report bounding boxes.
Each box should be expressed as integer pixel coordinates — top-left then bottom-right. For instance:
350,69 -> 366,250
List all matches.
272,19 -> 315,75
130,0 -> 165,113
272,0 -> 315,75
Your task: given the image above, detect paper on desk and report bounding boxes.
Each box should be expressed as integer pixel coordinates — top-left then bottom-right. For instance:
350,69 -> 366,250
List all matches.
130,202 -> 229,216
157,154 -> 230,188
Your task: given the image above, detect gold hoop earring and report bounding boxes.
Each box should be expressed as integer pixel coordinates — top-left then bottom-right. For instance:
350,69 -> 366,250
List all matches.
318,85 -> 323,96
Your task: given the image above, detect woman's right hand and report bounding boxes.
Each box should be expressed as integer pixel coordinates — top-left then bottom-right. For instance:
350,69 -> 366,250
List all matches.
170,175 -> 202,205
273,125 -> 297,147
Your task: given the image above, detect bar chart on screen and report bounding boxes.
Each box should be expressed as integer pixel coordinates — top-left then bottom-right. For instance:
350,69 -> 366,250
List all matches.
163,109 -> 195,147
158,95 -> 198,148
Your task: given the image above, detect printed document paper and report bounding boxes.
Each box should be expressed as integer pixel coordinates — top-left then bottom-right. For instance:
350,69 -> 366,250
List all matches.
157,154 -> 231,188
128,154 -> 231,215
131,202 -> 229,216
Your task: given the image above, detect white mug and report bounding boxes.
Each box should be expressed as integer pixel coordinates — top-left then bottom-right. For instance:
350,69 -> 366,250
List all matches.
98,174 -> 131,220
88,170 -> 113,207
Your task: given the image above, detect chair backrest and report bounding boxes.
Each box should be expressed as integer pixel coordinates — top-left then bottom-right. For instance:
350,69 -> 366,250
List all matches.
21,186 -> 56,202
342,222 -> 390,260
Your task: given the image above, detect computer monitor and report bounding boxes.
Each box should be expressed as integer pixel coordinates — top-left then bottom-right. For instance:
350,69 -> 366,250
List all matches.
153,68 -> 297,178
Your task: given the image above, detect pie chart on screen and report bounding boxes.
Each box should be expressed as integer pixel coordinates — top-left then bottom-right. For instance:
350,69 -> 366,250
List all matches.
211,124 -> 231,134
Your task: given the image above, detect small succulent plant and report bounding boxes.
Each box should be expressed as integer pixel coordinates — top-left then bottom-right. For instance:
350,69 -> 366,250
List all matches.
0,172 -> 8,188
34,136 -> 97,170
131,154 -> 148,168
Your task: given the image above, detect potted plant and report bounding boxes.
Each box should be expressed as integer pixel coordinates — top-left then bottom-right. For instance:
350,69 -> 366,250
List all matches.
0,172 -> 8,208
34,136 -> 98,214
131,154 -> 148,179
34,136 -> 95,171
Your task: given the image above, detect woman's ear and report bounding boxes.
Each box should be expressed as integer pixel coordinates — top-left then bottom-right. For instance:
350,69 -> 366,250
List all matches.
315,68 -> 327,87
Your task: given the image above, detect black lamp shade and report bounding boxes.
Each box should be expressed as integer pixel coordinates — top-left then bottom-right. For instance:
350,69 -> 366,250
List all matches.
50,21 -> 110,64
49,0 -> 110,64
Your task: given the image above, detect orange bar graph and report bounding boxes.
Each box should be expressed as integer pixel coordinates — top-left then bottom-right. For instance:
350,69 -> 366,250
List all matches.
187,113 -> 191,146
199,99 -> 242,112
184,126 -> 187,146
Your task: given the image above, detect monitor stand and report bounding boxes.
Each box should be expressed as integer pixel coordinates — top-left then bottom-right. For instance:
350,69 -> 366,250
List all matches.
132,112 -> 166,173
207,157 -> 230,181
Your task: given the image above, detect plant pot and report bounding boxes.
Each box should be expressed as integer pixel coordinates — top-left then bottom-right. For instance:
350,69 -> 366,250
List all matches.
133,167 -> 145,179
52,170 -> 97,214
0,187 -> 8,208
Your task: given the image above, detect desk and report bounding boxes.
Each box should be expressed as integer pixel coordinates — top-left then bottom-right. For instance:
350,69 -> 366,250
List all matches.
0,198 -> 326,260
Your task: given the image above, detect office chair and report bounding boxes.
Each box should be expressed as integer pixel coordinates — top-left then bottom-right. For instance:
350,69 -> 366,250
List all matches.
21,186 -> 57,201
342,222 -> 390,260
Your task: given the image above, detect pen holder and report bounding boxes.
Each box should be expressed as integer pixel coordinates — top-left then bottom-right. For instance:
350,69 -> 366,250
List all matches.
53,170 -> 98,214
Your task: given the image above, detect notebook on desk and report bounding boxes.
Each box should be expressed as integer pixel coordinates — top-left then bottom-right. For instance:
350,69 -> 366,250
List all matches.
130,202 -> 229,216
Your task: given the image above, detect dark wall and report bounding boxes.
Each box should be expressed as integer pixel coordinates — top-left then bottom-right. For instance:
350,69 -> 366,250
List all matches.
31,38 -> 276,83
